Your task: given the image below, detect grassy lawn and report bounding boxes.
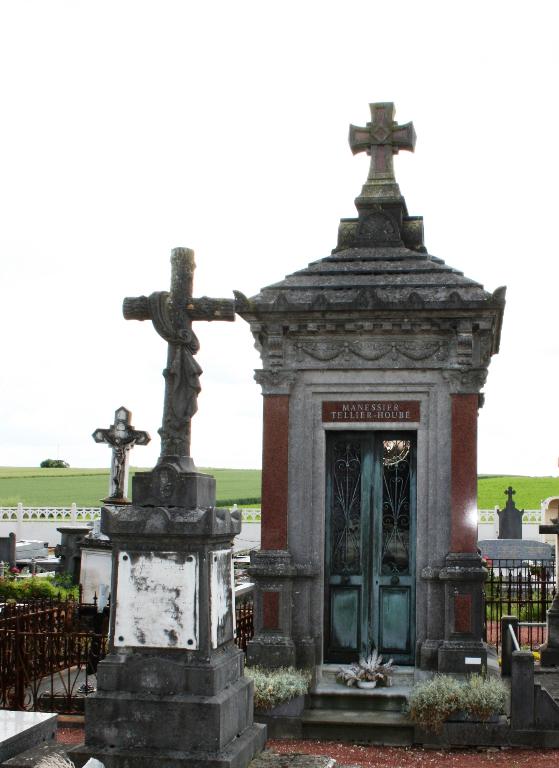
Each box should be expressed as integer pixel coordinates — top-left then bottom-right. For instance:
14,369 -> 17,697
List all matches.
0,466 -> 262,507
477,475 -> 559,509
1,467 -> 557,509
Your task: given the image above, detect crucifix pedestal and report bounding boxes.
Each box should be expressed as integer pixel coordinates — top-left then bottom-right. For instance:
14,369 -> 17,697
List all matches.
538,519 -> 559,666
71,248 -> 265,768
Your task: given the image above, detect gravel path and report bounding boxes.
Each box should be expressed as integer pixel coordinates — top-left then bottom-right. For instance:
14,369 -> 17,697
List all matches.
266,739 -> 559,767
56,729 -> 559,767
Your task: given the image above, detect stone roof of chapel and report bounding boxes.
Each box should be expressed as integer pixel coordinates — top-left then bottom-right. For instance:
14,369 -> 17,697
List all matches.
244,102 -> 505,324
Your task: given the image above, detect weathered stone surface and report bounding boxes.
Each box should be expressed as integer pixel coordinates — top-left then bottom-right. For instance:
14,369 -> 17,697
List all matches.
123,247 -> 235,465
72,724 -> 266,768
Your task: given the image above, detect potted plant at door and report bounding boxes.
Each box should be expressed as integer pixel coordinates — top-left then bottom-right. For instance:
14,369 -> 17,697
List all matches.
245,666 -> 311,737
336,649 -> 395,688
408,673 -> 507,734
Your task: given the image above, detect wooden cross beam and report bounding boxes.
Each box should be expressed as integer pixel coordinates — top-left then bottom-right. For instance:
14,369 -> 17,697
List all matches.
122,247 -> 236,469
92,406 -> 150,503
349,102 -> 415,200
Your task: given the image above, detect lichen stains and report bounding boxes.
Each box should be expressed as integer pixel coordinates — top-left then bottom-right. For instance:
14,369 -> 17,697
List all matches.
164,628 -> 179,646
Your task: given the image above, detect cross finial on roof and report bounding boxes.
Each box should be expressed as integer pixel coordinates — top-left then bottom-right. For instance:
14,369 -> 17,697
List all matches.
349,102 -> 415,203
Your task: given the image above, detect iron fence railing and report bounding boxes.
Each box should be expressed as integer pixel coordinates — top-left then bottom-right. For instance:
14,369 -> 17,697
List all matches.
484,558 -> 555,650
234,583 -> 254,652
1,586 -> 255,714
0,597 -> 108,713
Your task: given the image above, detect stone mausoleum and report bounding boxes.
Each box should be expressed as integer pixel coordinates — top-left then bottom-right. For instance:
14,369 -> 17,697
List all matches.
239,102 -> 506,673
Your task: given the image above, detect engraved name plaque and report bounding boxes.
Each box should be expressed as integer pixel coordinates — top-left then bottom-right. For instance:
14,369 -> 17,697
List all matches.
322,400 -> 420,423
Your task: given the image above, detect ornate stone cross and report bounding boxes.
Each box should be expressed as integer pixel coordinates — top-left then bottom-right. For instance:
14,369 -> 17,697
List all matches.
349,102 -> 416,200
504,486 -> 515,505
92,406 -> 150,503
122,247 -> 236,471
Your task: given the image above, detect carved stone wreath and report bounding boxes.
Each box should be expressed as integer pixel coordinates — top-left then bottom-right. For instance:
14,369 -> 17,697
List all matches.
293,339 -> 449,364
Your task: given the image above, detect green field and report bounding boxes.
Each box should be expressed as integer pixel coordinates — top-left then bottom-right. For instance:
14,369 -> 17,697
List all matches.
477,475 -> 559,510
0,467 -> 557,509
0,467 -> 262,507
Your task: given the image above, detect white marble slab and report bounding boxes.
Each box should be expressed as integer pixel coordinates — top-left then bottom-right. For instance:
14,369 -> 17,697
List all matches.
114,551 -> 199,649
0,710 -> 57,762
210,549 -> 234,648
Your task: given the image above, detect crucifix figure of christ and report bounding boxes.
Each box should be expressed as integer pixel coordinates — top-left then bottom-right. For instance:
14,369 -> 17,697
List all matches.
122,247 -> 236,472
349,102 -> 416,201
92,406 -> 150,503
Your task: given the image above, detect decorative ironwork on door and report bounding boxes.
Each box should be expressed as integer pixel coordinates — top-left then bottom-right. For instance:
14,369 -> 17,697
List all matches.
331,442 -> 362,575
325,432 -> 416,665
381,440 -> 411,577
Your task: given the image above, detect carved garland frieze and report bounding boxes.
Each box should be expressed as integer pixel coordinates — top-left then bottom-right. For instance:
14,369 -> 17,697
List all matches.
292,339 -> 449,365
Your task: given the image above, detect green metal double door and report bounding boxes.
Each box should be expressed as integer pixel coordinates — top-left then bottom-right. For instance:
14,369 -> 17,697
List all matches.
324,431 -> 416,665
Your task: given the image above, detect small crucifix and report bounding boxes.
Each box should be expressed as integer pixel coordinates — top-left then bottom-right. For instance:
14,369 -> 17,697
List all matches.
122,247 -> 236,472
92,406 -> 150,503
349,102 -> 416,200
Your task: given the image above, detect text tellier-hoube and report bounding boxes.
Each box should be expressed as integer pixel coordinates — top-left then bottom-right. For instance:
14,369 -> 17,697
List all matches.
322,400 -> 420,422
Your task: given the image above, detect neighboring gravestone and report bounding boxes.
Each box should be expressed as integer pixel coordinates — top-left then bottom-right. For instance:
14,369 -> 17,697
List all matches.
498,486 -> 523,539
478,538 -> 553,565
0,532 -> 16,568
79,519 -> 112,609
55,527 -> 92,584
71,248 -> 265,768
539,517 -> 559,665
92,407 -> 150,504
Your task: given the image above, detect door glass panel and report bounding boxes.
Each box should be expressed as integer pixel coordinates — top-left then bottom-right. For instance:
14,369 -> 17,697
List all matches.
381,439 -> 411,576
330,588 -> 359,650
331,441 -> 362,575
380,586 -> 410,652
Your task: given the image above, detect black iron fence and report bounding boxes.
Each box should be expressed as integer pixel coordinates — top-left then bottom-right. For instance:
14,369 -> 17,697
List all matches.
234,585 -> 254,652
1,587 -> 254,714
0,597 -> 108,712
484,558 -> 555,650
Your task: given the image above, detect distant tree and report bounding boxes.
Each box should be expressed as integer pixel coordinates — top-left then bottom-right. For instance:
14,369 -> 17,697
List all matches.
40,459 -> 70,468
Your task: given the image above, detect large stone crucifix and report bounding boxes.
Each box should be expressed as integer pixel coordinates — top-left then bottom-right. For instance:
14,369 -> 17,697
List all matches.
122,247 -> 236,471
92,406 -> 150,503
349,102 -> 416,201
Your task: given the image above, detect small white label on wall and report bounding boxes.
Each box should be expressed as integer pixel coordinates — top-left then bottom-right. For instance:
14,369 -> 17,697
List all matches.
465,657 -> 482,665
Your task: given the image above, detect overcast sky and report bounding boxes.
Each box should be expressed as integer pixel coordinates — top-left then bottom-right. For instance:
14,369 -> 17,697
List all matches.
0,1 -> 557,476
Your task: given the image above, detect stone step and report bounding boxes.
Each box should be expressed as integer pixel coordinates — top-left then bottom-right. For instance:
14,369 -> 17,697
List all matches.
310,683 -> 409,712
301,708 -> 414,746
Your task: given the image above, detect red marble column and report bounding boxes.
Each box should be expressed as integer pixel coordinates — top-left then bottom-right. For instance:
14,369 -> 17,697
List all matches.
261,395 -> 289,550
450,394 -> 478,553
